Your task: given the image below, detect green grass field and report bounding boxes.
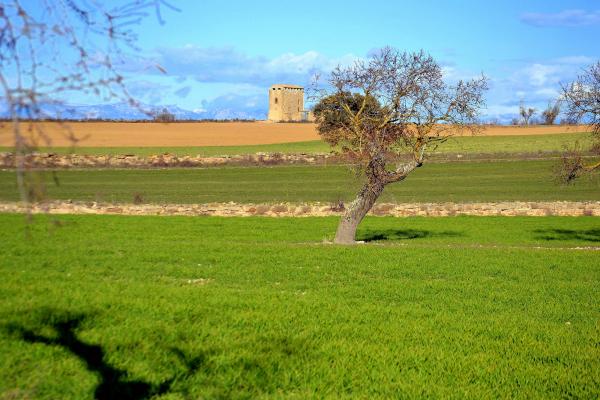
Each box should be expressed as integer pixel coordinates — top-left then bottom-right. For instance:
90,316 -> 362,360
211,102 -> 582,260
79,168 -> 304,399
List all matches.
436,132 -> 593,154
1,160 -> 598,204
0,214 -> 598,398
1,130 -> 598,398
0,132 -> 593,157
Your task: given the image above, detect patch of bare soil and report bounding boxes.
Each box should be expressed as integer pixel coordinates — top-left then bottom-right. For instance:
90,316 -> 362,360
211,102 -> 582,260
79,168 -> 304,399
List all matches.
0,121 -> 590,147
0,121 -> 318,147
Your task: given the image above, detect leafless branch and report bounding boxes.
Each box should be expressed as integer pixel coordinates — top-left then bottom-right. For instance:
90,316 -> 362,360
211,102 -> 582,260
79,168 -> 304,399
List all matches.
0,0 -> 176,204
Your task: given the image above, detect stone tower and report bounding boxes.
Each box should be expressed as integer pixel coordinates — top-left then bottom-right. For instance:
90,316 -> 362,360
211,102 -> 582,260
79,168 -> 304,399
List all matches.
268,84 -> 304,122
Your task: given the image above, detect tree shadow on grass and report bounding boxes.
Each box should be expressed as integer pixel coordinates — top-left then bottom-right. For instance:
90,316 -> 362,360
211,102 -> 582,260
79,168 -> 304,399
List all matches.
533,228 -> 600,243
357,229 -> 464,242
3,310 -> 202,400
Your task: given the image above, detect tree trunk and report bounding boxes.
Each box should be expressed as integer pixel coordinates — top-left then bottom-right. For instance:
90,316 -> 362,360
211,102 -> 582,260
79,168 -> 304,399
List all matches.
334,180 -> 384,244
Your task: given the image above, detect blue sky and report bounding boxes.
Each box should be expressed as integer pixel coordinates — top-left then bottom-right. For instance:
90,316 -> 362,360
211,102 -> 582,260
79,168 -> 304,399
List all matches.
34,0 -> 600,120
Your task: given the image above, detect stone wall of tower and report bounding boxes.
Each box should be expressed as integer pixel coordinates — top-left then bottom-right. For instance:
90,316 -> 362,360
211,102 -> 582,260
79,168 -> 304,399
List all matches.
268,85 -> 304,122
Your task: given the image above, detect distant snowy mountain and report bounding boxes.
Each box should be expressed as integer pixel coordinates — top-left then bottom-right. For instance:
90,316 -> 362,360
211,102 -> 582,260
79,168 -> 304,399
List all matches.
0,101 -> 267,121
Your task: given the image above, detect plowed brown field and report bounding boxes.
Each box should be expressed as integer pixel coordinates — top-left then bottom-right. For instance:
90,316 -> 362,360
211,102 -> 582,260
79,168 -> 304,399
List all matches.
0,121 -> 590,147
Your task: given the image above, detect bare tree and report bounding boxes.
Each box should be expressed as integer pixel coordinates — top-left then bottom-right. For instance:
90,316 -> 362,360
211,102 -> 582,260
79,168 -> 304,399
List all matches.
556,61 -> 600,183
542,101 -> 560,125
312,47 -> 488,244
562,62 -> 600,134
554,142 -> 588,184
541,101 -> 560,125
519,101 -> 536,125
154,107 -> 176,122
0,0 -> 177,203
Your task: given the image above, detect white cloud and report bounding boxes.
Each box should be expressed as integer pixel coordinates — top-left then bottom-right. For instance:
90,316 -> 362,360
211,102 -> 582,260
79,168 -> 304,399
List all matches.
555,56 -> 595,65
525,64 -> 563,86
481,56 -> 595,122
533,87 -> 559,98
441,65 -> 483,83
516,58 -> 593,90
521,9 -> 600,27
143,46 -> 358,87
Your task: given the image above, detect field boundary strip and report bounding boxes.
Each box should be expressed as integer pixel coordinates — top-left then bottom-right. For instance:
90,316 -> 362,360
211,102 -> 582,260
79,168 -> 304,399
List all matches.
1,200 -> 599,217
3,151 -> 597,169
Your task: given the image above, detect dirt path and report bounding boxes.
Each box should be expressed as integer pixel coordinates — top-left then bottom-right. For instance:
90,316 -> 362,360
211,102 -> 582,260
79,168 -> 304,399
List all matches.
2,200 -> 598,217
0,121 -> 590,147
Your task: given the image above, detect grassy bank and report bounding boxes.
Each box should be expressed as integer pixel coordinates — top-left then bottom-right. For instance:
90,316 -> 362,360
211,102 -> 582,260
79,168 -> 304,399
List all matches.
0,214 -> 598,398
0,132 -> 592,157
1,160 -> 598,204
